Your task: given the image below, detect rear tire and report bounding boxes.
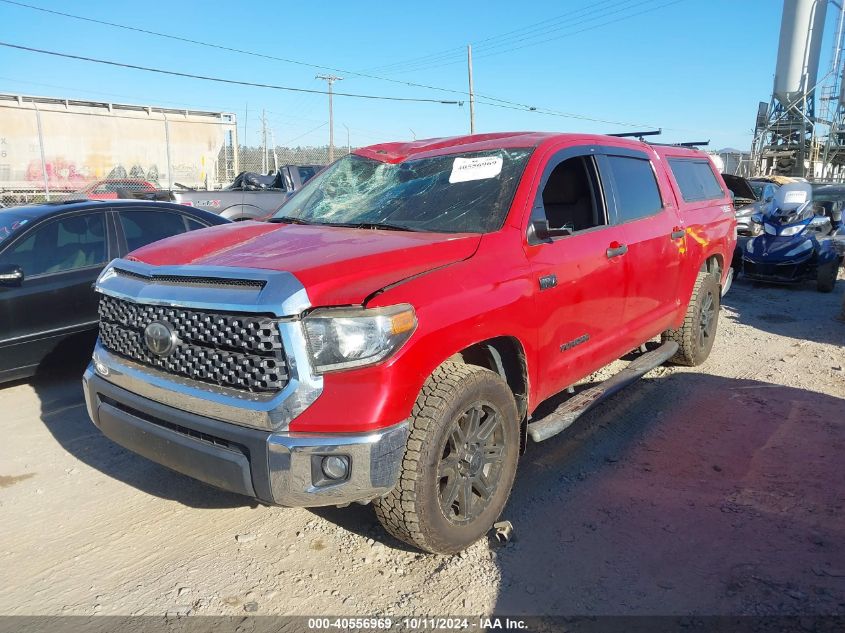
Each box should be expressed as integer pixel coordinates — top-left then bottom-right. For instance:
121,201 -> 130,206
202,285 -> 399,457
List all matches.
662,271 -> 721,367
373,361 -> 519,554
817,261 -> 839,293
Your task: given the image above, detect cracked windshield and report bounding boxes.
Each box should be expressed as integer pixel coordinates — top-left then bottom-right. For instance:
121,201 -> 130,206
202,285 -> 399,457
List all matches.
272,149 -> 533,233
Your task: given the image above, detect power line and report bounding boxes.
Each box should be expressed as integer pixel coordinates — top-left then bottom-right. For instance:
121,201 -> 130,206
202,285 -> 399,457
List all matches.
0,0 -> 475,102
283,122 -> 327,146
0,41 -> 463,105
380,0 -> 685,75
366,0 -> 642,74
365,0 -> 661,74
475,99 -> 652,129
473,0 -> 686,62
0,0 -> 665,126
0,39 -> 656,128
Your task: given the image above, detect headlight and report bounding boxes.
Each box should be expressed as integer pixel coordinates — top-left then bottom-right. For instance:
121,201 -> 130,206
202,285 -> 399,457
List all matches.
303,304 -> 417,373
779,224 -> 805,237
763,223 -> 777,235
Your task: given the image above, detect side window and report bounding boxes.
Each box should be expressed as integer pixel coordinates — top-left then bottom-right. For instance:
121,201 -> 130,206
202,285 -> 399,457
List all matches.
186,217 -> 210,232
0,213 -> 107,276
538,156 -> 606,232
298,167 -> 317,184
606,155 -> 663,222
668,159 -> 725,202
119,210 -> 188,252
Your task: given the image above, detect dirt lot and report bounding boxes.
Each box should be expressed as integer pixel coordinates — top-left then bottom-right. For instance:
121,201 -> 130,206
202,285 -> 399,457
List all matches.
0,277 -> 843,617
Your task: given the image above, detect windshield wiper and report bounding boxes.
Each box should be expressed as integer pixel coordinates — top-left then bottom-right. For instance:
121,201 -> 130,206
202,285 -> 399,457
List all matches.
270,217 -> 420,231
329,221 -> 420,232
268,216 -> 315,225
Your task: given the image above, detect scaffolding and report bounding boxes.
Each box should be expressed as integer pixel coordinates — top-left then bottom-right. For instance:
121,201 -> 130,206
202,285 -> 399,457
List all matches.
820,0 -> 845,180
752,0 -> 831,179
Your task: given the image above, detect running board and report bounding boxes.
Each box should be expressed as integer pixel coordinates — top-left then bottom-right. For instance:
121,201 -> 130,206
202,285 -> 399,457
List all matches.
526,341 -> 679,442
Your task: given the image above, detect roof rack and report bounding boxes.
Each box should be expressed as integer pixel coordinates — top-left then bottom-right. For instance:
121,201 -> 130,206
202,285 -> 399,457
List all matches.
608,129 -> 662,141
606,129 -> 710,149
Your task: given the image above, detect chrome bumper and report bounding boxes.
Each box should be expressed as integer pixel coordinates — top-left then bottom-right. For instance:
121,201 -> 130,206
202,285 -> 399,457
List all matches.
84,366 -> 408,507
92,259 -> 323,432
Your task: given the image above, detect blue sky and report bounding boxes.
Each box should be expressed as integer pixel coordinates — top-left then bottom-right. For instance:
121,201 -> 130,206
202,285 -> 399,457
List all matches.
0,0 -> 834,151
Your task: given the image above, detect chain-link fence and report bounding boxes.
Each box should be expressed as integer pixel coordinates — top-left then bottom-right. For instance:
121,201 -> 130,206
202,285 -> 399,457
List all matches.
0,93 -> 348,208
235,145 -> 349,177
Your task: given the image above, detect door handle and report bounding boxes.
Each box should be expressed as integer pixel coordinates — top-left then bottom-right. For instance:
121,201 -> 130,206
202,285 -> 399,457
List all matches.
606,243 -> 628,258
670,227 -> 686,240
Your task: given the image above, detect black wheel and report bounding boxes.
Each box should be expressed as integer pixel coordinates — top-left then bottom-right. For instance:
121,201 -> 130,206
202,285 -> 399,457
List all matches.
373,361 -> 519,554
662,271 -> 721,367
817,260 -> 839,293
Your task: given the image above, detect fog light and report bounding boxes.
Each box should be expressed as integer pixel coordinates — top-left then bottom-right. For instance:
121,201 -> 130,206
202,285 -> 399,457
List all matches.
321,455 -> 349,480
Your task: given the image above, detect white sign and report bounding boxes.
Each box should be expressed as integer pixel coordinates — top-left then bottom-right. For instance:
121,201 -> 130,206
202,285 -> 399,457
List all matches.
783,190 -> 807,204
449,156 -> 503,183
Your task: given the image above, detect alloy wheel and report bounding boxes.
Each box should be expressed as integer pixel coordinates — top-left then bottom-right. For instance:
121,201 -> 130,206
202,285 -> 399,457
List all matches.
437,402 -> 506,525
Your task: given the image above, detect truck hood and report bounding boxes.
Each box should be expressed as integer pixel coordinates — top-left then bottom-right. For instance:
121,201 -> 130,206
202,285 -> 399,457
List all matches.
129,221 -> 481,306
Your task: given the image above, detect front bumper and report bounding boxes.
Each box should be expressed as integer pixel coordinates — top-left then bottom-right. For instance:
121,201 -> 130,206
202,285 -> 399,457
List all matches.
742,254 -> 815,284
83,366 -> 408,507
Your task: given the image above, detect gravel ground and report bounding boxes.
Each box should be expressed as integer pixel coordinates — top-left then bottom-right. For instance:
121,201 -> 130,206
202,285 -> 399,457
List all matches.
0,275 -> 843,617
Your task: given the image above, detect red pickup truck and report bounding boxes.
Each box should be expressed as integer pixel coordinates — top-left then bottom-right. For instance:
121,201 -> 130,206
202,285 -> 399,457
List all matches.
83,132 -> 736,554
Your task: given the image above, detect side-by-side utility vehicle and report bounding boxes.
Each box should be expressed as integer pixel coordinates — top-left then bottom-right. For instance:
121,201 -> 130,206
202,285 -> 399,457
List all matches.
83,132 -> 736,554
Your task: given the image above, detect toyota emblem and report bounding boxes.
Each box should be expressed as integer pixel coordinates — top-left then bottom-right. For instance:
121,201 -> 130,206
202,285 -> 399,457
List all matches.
144,321 -> 178,357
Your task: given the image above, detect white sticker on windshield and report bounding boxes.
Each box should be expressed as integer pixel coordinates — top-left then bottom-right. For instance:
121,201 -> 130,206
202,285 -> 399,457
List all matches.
783,190 -> 807,204
449,156 -> 503,183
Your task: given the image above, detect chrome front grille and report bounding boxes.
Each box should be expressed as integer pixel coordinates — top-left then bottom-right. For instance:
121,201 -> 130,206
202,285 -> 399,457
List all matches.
98,295 -> 289,393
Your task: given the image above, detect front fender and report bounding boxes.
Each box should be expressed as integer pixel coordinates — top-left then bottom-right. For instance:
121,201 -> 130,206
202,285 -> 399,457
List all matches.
288,229 -> 538,434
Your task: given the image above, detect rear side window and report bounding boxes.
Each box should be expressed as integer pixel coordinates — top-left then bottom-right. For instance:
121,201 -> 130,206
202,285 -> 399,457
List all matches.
668,159 -> 724,202
119,210 -> 188,252
605,155 -> 662,222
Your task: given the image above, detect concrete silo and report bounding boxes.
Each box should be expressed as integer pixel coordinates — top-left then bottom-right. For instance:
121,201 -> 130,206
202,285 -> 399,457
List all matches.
754,0 -> 828,177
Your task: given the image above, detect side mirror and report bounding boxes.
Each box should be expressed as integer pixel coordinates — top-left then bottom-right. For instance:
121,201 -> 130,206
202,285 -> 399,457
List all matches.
750,213 -> 764,224
530,218 -> 573,242
0,264 -> 24,287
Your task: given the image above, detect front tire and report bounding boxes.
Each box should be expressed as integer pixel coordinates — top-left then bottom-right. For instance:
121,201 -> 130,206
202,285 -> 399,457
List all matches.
662,271 -> 721,367
817,260 -> 839,293
373,361 -> 519,554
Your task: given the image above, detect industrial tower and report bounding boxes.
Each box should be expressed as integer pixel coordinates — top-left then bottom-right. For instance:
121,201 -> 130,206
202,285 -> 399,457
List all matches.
753,0 -> 829,178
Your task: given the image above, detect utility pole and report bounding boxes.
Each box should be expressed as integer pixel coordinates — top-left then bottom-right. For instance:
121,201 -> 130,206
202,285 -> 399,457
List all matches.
260,109 -> 268,174
342,123 -> 351,154
270,128 -> 279,172
243,103 -> 249,174
467,44 -> 475,135
316,74 -> 343,162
